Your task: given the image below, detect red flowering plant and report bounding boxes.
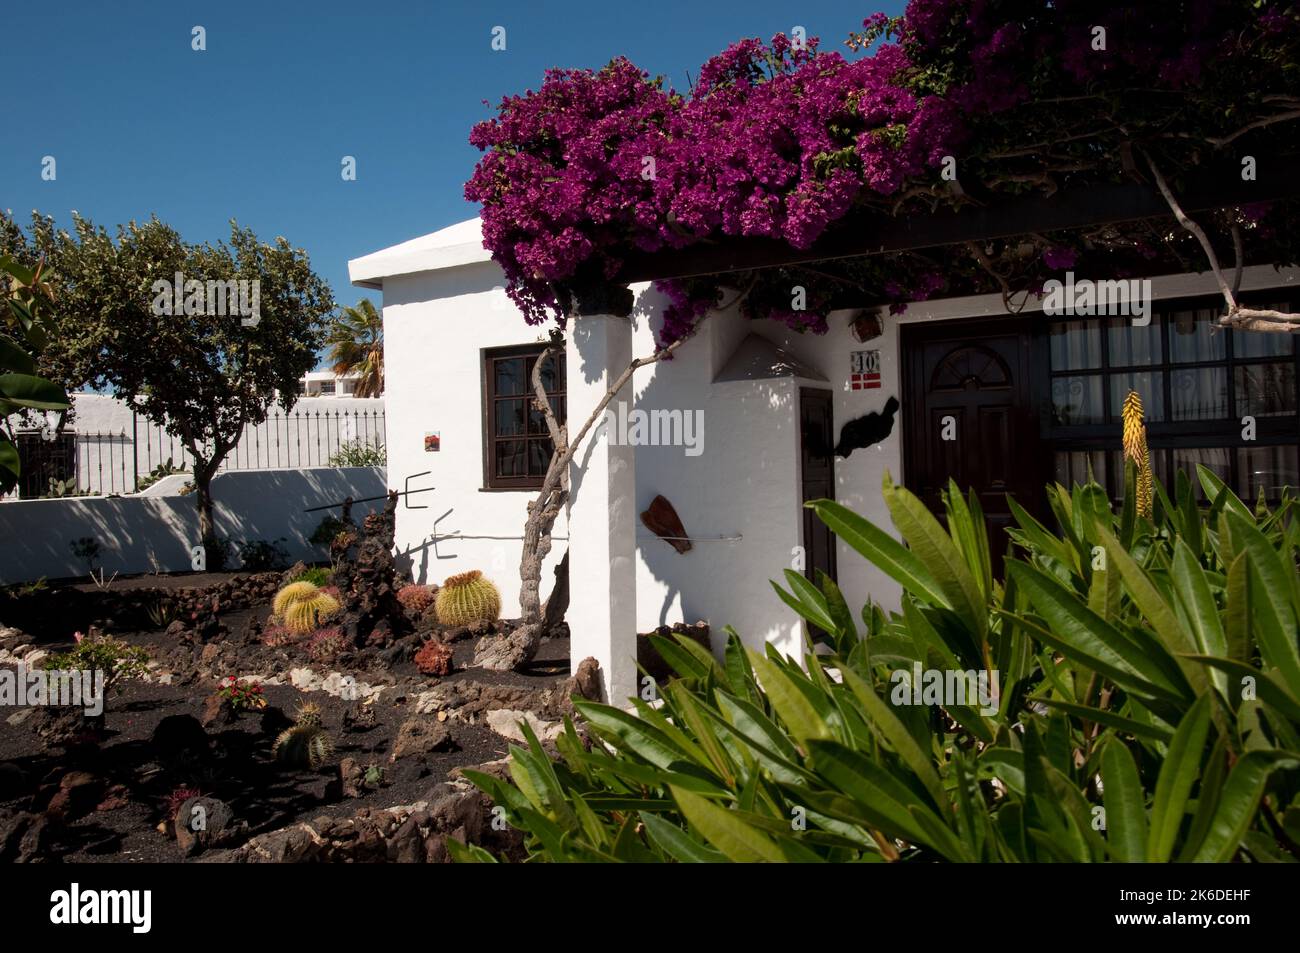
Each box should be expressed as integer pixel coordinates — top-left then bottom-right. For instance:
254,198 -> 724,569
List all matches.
216,676 -> 267,712
165,786 -> 204,821
468,1 -> 1300,338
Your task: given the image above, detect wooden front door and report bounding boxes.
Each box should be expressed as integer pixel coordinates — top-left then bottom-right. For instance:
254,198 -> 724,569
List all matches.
901,320 -> 1047,540
799,388 -> 837,586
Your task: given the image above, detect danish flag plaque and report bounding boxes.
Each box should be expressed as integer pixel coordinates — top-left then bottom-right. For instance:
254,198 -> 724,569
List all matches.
850,349 -> 881,390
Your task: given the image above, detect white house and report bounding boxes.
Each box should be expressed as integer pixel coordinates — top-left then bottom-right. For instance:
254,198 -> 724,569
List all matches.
351,217 -> 1300,702
297,369 -> 376,398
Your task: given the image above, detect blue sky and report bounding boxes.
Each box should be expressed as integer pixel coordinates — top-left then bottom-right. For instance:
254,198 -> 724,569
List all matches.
2,0 -> 904,349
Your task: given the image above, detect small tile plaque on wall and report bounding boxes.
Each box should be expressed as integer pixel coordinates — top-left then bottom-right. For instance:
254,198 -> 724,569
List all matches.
424,432 -> 440,452
850,349 -> 881,390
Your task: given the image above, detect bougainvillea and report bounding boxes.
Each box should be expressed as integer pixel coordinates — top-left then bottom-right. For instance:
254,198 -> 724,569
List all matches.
467,2 -> 1300,343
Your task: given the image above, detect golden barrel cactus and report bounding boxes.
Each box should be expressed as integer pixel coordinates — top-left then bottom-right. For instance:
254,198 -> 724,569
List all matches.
272,581 -> 341,635
1121,389 -> 1154,519
273,725 -> 333,769
273,701 -> 332,769
273,581 -> 316,617
435,571 -> 501,627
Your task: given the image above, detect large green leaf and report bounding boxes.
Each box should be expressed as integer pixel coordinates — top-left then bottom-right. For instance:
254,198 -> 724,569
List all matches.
1101,741 -> 1147,862
771,570 -> 838,634
1036,698 -> 1174,743
838,663 -> 947,810
1182,654 -> 1300,724
1006,561 -> 1187,701
1169,539 -> 1229,670
805,498 -> 951,610
646,634 -> 710,681
1223,511 -> 1300,694
883,474 -> 987,640
0,372 -> 68,410
0,335 -> 36,375
747,650 -> 830,747
1147,695 -> 1212,862
944,480 -> 993,600
1097,526 -> 1213,701
1188,751 -> 1300,862
574,700 -> 694,771
1008,495 -> 1076,568
803,740 -> 956,855
670,786 -> 785,862
639,811 -> 726,862
1197,464 -> 1254,523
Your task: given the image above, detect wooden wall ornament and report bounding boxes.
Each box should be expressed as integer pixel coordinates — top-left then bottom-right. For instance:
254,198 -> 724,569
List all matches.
850,310 -> 883,343
640,494 -> 692,553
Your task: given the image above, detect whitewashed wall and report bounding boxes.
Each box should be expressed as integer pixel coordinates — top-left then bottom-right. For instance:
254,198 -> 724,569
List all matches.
379,264 -> 860,658
376,248 -> 1299,660
624,289 -> 807,658
0,467 -> 385,583
381,263 -> 567,604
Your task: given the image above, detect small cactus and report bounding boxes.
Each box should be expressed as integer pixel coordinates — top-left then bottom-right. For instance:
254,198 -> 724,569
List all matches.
261,624 -> 298,648
272,581 -> 341,634
396,584 -> 437,614
293,700 -> 323,727
306,628 -> 346,663
435,571 -> 501,627
273,724 -> 334,769
273,701 -> 332,768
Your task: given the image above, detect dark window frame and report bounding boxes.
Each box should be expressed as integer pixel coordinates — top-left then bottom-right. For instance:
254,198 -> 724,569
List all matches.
1038,290 -> 1299,502
481,344 -> 566,490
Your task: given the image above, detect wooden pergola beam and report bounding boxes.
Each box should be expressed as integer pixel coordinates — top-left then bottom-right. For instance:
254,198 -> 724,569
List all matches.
613,175 -> 1300,284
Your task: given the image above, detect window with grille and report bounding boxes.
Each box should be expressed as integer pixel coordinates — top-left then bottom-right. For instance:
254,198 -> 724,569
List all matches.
1046,296 -> 1298,502
482,345 -> 566,489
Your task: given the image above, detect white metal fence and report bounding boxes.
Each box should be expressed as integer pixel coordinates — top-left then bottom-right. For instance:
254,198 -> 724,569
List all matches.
8,406 -> 386,499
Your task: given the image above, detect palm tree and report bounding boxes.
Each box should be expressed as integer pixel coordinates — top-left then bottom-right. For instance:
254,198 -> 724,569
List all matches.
325,298 -> 383,397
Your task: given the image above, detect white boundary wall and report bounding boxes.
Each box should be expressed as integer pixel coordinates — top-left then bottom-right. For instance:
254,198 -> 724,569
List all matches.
0,466 -> 386,584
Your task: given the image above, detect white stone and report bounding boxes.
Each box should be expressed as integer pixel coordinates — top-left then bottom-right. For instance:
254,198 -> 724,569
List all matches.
486,708 -> 563,744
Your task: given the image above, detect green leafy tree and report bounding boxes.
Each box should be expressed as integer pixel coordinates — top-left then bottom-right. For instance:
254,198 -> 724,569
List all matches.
325,298 -> 383,397
6,213 -> 334,560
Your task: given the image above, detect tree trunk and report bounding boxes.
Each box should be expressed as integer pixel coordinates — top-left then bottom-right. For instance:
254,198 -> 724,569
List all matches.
517,345 -> 569,626
489,320 -> 709,673
193,465 -> 220,569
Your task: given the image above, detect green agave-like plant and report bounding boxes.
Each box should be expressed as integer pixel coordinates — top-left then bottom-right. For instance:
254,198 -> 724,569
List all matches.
1,254 -> 70,496
453,466 -> 1300,863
